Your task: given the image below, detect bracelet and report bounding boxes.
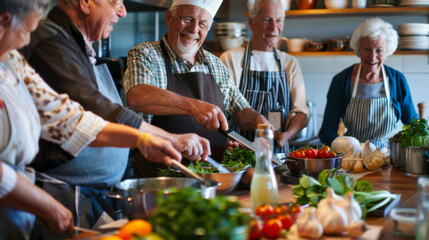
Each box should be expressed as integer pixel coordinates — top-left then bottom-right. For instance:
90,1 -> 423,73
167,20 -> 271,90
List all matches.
136,133 -> 151,159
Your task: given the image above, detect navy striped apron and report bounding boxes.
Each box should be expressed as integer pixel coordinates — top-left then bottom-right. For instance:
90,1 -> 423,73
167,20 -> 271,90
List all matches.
344,64 -> 397,148
236,41 -> 291,153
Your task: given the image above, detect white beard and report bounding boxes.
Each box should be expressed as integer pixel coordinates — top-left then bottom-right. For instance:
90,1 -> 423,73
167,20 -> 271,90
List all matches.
175,38 -> 199,58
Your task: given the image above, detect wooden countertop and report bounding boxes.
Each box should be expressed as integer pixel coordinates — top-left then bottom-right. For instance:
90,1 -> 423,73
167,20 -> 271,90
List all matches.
231,166 -> 419,240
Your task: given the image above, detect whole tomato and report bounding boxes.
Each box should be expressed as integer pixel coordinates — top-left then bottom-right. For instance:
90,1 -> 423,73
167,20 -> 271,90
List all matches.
328,151 -> 337,158
255,204 -> 274,219
305,148 -> 317,159
248,219 -> 263,240
262,219 -> 283,239
273,205 -> 287,216
317,149 -> 329,158
276,215 -> 292,230
295,150 -> 305,158
322,145 -> 331,152
289,150 -> 297,158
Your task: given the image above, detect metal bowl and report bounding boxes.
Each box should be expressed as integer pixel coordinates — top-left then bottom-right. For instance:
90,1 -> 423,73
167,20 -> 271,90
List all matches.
286,153 -> 345,177
105,177 -> 219,219
197,168 -> 245,194
404,147 -> 429,177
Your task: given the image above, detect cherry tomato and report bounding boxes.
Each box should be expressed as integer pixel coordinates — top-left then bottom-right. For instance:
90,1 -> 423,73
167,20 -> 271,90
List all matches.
262,219 -> 283,239
305,148 -> 317,159
273,205 -> 287,216
322,145 -> 331,152
248,220 -> 262,240
300,146 -> 307,151
255,204 -> 274,219
328,151 -> 337,158
289,150 -> 297,158
317,149 -> 329,158
291,205 -> 302,214
276,215 -> 292,230
295,150 -> 305,158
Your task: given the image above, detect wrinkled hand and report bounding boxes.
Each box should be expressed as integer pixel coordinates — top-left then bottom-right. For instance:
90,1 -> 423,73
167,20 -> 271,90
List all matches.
193,101 -> 228,131
173,133 -> 211,160
137,135 -> 182,166
43,199 -> 74,234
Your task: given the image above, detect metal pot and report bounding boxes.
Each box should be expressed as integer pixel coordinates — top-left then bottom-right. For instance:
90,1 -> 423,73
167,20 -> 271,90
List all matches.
404,147 -> 429,177
286,153 -> 345,177
105,177 -> 219,219
390,142 -> 406,168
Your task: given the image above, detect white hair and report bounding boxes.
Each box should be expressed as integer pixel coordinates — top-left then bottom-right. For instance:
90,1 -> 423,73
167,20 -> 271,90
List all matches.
59,0 -> 99,8
350,18 -> 398,57
247,0 -> 286,18
0,0 -> 50,28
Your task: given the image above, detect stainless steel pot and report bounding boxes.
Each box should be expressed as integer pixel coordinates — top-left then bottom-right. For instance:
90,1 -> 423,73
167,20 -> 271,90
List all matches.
390,142 -> 406,168
105,177 -> 219,219
286,153 -> 345,177
404,147 -> 429,177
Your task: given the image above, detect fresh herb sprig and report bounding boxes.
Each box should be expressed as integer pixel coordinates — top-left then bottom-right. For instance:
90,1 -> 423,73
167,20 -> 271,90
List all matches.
150,187 -> 250,240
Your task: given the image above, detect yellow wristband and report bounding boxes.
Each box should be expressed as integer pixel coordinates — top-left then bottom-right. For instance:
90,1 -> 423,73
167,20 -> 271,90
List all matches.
136,133 -> 151,159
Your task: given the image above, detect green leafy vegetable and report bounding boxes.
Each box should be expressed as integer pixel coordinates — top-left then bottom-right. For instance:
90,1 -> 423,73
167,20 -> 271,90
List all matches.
222,148 -> 255,170
401,118 -> 429,147
292,168 -> 397,218
150,187 -> 250,240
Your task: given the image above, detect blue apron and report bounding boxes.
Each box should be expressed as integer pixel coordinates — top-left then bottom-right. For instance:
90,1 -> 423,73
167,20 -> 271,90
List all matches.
36,64 -> 128,230
344,64 -> 397,148
236,41 -> 291,153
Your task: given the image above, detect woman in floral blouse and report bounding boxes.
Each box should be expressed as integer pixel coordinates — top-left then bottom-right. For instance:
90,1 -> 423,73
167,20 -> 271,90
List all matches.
0,0 -> 182,238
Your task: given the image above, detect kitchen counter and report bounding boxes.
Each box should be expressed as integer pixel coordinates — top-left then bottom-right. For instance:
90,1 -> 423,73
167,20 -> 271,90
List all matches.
231,166 -> 419,240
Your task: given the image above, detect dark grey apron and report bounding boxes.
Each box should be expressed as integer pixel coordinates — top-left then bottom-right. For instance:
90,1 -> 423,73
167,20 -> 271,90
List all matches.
134,41 -> 227,177
35,64 -> 128,232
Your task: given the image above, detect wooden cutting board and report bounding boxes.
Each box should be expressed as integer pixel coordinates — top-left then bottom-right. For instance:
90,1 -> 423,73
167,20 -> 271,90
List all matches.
284,225 -> 384,240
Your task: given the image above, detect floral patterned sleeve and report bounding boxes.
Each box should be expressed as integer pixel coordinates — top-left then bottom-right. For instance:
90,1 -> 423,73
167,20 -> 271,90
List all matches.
16,51 -> 108,156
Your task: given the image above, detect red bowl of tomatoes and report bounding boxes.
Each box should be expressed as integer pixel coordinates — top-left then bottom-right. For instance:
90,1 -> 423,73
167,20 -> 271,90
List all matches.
286,147 -> 345,177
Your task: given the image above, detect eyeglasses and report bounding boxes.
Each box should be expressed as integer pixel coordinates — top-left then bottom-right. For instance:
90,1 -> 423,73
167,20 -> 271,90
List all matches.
179,16 -> 211,31
107,0 -> 123,12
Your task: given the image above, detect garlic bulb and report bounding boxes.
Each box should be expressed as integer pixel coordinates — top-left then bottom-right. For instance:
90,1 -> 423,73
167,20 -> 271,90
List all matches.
348,220 -> 367,237
335,192 -> 362,223
326,187 -> 343,201
315,199 -> 348,235
297,207 -> 323,239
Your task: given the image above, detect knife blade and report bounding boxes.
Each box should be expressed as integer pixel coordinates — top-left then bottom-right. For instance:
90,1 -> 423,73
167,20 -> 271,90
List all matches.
218,128 -> 283,165
206,156 -> 231,173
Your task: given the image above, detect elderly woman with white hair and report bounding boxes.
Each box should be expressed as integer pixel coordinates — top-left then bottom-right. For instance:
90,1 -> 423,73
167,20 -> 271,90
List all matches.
0,0 -> 184,238
319,18 -> 418,148
220,0 -> 310,152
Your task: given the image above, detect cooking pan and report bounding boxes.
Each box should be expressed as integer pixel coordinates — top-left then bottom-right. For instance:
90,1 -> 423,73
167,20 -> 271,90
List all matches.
105,177 -> 219,219
286,152 -> 345,177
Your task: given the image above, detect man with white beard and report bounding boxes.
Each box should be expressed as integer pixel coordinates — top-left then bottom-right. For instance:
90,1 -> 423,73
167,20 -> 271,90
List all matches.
124,0 -> 271,177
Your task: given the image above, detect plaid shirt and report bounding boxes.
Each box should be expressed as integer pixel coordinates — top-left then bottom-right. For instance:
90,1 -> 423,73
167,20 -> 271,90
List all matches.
123,36 -> 250,122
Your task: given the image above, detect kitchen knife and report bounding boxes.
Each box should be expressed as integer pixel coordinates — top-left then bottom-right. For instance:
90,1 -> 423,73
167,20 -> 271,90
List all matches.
206,156 -> 231,173
218,128 -> 283,165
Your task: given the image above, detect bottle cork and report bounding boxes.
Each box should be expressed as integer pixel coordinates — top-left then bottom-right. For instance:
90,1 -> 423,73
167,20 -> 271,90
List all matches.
257,124 -> 270,130
418,102 -> 427,119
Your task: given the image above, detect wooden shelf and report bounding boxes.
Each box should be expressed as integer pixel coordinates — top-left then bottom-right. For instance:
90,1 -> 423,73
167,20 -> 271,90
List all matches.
211,50 -> 428,57
287,50 -> 429,56
285,6 -> 429,17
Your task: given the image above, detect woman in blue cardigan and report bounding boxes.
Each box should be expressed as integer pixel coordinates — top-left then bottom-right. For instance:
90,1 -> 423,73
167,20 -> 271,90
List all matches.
319,18 -> 418,148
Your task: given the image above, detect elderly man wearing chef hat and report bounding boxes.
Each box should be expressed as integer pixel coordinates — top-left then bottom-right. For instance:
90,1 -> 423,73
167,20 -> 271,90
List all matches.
124,0 -> 272,177
220,0 -> 310,153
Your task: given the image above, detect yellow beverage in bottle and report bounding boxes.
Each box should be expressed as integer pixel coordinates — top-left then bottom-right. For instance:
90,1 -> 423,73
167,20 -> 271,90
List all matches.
251,173 -> 278,212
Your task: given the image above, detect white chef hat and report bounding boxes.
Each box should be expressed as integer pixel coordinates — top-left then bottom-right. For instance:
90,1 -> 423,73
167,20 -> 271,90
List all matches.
171,0 -> 223,18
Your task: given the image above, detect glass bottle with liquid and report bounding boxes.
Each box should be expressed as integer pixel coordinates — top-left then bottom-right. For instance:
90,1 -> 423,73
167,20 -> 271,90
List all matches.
416,176 -> 429,240
251,124 -> 278,213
